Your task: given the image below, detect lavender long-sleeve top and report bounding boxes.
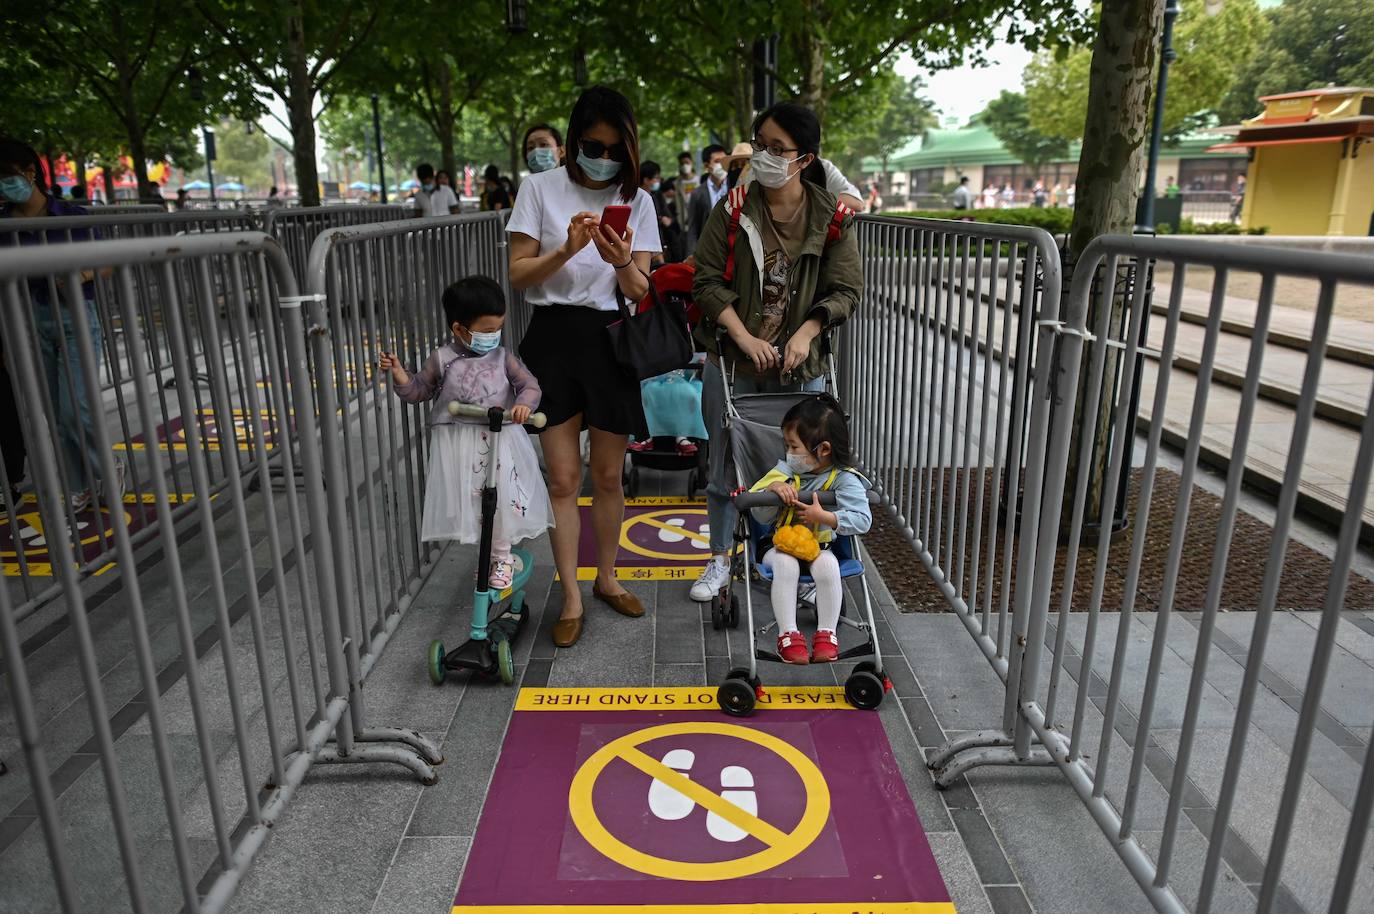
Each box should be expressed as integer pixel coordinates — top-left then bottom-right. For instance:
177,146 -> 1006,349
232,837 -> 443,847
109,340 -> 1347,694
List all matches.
392,342 -> 541,426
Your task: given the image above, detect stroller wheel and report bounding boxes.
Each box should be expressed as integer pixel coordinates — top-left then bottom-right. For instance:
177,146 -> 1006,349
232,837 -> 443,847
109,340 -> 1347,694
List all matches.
710,597 -> 724,631
626,466 -> 641,499
727,592 -> 740,629
844,670 -> 884,710
686,469 -> 698,496
427,639 -> 447,686
854,660 -> 878,676
718,677 -> 756,717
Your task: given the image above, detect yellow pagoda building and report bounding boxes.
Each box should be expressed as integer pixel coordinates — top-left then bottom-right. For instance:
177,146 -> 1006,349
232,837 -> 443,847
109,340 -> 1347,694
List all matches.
1210,86 -> 1374,236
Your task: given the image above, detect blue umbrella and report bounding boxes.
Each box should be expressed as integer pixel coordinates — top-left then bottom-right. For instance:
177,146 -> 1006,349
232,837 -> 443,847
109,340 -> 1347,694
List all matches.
399,178 -> 419,190
348,180 -> 371,190
216,181 -> 246,192
182,180 -> 211,190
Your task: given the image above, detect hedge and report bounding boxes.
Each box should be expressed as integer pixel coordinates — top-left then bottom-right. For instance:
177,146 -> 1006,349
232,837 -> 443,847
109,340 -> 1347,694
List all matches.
883,208 -> 1267,236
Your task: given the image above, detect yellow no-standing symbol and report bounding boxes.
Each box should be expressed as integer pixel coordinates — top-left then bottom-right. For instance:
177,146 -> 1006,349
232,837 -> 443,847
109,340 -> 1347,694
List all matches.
567,721 -> 830,881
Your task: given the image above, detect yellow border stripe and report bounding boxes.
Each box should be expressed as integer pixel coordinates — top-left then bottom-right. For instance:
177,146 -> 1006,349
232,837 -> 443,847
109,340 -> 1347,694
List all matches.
455,904 -> 956,913
617,745 -> 789,847
515,686 -> 856,712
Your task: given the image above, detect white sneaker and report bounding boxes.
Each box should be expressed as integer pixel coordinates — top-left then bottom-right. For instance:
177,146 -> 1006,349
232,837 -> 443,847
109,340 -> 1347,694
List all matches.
690,558 -> 730,602
70,490 -> 92,513
103,459 -> 126,504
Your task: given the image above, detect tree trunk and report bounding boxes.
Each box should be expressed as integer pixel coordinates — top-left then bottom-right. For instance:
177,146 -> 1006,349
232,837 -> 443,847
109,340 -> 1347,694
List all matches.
109,6 -> 156,200
285,12 -> 321,206
101,158 -> 117,203
1063,0 -> 1161,528
732,44 -> 752,141
795,0 -> 827,122
73,147 -> 88,201
507,121 -> 521,189
437,62 -> 457,179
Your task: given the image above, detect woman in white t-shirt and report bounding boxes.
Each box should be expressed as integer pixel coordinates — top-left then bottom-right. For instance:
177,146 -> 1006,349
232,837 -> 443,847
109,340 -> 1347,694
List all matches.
507,86 -> 662,648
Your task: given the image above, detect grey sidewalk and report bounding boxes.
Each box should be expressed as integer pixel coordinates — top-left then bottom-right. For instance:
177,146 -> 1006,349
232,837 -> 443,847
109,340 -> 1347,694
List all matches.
220,470 -> 1374,914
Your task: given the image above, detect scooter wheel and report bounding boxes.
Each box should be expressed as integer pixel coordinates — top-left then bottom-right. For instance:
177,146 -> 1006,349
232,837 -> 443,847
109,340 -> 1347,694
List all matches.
427,640 -> 446,686
845,670 -> 884,710
496,638 -> 515,685
718,678 -> 756,717
727,593 -> 741,628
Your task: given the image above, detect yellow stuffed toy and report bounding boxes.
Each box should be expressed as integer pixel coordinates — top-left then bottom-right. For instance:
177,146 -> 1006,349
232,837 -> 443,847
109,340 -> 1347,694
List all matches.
773,524 -> 821,562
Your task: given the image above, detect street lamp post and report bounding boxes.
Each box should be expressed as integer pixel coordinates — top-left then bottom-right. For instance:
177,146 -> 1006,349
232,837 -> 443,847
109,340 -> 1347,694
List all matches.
203,127 -> 217,204
372,93 -> 387,204
1137,0 -> 1181,231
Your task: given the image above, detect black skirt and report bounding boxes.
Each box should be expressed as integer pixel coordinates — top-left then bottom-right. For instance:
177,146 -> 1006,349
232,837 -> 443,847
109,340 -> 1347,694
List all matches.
519,304 -> 648,438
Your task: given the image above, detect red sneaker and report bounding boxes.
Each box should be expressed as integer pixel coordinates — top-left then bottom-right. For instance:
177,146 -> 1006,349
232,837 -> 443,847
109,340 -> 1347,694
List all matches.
811,630 -> 839,663
777,631 -> 810,664
628,439 -> 654,453
675,438 -> 698,457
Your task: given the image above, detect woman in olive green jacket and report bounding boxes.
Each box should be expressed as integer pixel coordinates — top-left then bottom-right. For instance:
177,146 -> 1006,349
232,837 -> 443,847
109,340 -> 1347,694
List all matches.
687,102 -> 864,605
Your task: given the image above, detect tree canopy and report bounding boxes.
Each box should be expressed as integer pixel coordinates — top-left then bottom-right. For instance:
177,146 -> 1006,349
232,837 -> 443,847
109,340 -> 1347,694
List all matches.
979,90 -> 1070,173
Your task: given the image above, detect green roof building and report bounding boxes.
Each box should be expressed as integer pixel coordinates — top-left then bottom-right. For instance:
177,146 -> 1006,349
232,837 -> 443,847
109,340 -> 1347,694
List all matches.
862,124 -> 1246,206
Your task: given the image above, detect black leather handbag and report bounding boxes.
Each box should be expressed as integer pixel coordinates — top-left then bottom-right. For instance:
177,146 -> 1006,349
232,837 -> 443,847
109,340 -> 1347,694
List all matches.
606,276 -> 693,381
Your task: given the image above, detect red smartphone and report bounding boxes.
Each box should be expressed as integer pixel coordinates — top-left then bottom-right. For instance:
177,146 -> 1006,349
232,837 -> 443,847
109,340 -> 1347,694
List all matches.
600,204 -> 632,239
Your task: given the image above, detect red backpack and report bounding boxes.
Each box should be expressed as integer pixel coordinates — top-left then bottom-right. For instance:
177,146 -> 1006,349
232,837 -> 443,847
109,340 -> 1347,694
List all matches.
722,185 -> 853,282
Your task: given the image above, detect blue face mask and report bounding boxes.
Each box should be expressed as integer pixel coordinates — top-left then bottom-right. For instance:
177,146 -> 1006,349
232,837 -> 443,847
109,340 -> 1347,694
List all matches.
422,181 -> 435,192
1,175 -> 33,204
526,147 -> 558,173
783,451 -> 816,475
577,150 -> 622,183
464,329 -> 502,354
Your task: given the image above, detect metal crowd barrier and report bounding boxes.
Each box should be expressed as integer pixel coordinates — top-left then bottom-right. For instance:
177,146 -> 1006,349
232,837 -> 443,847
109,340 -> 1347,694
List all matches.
262,204 -> 410,290
908,231 -> 1374,913
0,232 -> 440,914
299,212 -> 515,693
844,215 -> 1062,690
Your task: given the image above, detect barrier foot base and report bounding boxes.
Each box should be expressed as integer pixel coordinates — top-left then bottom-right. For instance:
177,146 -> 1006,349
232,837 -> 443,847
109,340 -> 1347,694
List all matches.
355,726 -> 445,765
929,729 -> 1054,789
315,739 -> 442,786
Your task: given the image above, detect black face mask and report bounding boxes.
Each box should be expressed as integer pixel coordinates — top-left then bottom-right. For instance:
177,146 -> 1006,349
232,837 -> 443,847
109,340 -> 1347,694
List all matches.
726,166 -> 744,189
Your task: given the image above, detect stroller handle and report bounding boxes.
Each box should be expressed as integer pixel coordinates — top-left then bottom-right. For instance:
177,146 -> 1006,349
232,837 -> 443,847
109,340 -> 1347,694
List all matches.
733,489 -> 882,509
447,401 -> 548,428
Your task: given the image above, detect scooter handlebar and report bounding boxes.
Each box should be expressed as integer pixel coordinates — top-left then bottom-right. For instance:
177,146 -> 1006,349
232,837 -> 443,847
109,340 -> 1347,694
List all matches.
447,401 -> 547,428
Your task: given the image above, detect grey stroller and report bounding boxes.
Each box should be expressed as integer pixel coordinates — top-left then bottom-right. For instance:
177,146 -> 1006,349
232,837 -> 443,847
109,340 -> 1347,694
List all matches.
706,346 -> 890,717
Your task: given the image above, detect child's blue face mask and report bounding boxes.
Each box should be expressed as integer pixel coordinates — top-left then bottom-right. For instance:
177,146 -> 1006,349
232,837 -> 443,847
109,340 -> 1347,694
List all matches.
464,329 -> 502,354
783,451 -> 816,474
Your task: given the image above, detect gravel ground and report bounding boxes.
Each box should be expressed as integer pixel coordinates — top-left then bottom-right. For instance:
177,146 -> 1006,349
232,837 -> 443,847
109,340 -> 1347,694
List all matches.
864,467 -> 1374,614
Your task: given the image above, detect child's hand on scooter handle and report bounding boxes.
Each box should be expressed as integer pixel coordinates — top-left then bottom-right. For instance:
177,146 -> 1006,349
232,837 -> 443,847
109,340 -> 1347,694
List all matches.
378,351 -> 409,386
510,404 -> 532,425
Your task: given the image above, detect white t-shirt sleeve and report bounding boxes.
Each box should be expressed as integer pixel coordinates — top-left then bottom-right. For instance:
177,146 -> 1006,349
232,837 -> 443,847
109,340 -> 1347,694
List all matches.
505,175 -> 542,240
438,186 -> 458,213
630,188 -> 663,253
822,158 -> 861,201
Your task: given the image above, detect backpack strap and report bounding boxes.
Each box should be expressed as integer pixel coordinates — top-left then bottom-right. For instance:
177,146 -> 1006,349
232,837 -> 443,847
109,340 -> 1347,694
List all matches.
722,186 -> 748,283
825,202 -> 853,247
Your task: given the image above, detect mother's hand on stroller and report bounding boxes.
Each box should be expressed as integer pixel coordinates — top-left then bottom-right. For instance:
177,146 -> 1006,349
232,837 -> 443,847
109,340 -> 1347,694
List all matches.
731,329 -> 780,373
782,317 -> 822,373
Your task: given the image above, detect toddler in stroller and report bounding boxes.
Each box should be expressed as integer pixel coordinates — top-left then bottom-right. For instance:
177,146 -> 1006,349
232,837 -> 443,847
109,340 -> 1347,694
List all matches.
624,262 -> 708,497
713,386 -> 891,716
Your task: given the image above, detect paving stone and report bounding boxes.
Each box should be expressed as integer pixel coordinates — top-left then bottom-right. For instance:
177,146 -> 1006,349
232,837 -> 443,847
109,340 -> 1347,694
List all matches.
926,831 -> 994,914
878,697 -> 954,834
888,614 -> 1005,731
368,836 -> 470,914
984,884 -> 1034,914
652,663 -> 705,686
1134,828 -> 1258,914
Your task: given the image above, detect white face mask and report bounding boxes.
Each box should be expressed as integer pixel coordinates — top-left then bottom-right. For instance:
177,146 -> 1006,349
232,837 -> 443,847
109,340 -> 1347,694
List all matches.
783,451 -> 816,474
750,149 -> 801,189
710,162 -> 727,181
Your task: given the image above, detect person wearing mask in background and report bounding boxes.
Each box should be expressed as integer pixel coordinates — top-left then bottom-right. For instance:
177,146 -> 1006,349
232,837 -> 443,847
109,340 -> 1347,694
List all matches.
175,187 -> 189,210
266,185 -> 283,207
524,123 -> 565,174
506,86 -> 662,647
688,103 -> 862,604
640,160 -> 670,267
724,142 -> 752,190
685,144 -> 729,255
1032,180 -> 1047,208
675,150 -> 698,225
413,162 -> 459,217
658,177 -> 686,263
481,165 -> 512,211
951,176 -> 974,210
0,137 -> 125,512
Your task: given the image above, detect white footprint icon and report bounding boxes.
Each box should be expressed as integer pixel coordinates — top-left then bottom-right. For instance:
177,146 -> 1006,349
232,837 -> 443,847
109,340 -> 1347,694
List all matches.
706,765 -> 757,843
648,749 -> 696,820
657,519 -> 688,544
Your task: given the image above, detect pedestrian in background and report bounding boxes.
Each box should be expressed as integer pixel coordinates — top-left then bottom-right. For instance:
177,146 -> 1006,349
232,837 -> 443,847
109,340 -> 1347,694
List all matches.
481,165 -> 512,211
685,144 -> 729,256
951,176 -> 974,210
524,124 -> 564,174
413,163 -> 459,217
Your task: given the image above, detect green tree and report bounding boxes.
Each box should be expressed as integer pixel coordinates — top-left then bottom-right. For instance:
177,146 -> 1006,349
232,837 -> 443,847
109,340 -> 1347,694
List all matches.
1218,0 -> 1374,123
319,95 -> 435,190
13,0 -> 252,199
1025,0 -> 1268,142
979,90 -> 1070,175
214,119 -> 271,190
196,0 -> 384,205
827,71 -> 937,180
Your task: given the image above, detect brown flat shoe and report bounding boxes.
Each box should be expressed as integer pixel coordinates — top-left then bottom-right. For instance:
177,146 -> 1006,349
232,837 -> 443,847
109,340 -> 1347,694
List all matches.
552,612 -> 584,647
592,584 -> 645,618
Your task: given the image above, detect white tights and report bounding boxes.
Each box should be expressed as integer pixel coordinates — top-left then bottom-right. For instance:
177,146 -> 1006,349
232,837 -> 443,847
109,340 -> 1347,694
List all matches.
763,548 -> 842,635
